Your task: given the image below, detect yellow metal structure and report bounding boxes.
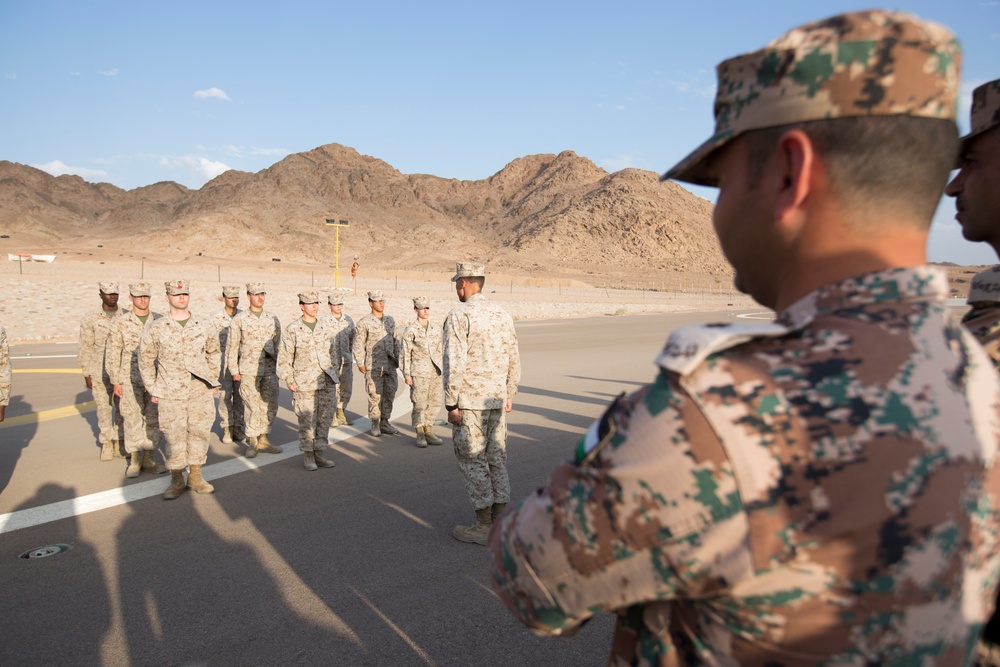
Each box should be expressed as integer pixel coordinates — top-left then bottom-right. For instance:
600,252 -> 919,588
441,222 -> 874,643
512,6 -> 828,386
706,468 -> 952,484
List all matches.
325,218 -> 349,289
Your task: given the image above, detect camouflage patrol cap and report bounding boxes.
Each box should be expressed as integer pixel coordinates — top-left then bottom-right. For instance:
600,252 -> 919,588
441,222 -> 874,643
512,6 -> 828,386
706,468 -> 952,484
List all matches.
664,10 -> 961,186
99,282 -> 120,295
451,261 -> 486,282
328,294 -> 345,306
959,79 -> 1000,155
413,296 -> 430,309
129,282 -> 151,297
298,290 -> 319,304
368,290 -> 385,302
246,282 -> 266,295
165,279 -> 190,295
222,285 -> 240,298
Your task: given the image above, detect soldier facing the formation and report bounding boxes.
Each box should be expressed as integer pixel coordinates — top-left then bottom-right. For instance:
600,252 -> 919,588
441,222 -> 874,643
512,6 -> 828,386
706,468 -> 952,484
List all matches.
354,290 -> 399,437
227,282 -> 282,458
323,293 -> 355,426
139,280 -> 221,500
489,10 -> 1000,664
78,281 -> 124,460
211,285 -> 245,445
400,296 -> 443,448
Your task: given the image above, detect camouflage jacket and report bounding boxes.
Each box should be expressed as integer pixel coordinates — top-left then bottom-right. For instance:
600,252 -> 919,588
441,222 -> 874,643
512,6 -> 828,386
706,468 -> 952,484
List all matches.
105,310 -> 162,387
354,314 -> 397,371
78,307 -> 123,378
319,313 -> 355,368
0,326 -> 9,407
489,266 -> 1000,666
277,318 -> 339,391
400,321 -> 443,380
210,307 -> 241,377
139,315 -> 221,399
443,294 -> 520,410
226,309 -> 280,378
963,265 -> 1000,366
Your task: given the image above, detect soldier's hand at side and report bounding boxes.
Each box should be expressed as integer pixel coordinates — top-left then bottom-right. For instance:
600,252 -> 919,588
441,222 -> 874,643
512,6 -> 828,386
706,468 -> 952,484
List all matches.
84,376 -> 93,389
405,378 -> 412,386
359,364 -> 367,375
213,388 -> 219,397
0,405 -> 5,422
151,396 -> 158,404
232,373 -> 241,383
289,382 -> 298,392
505,398 -> 513,413
113,384 -> 123,398
447,408 -> 462,425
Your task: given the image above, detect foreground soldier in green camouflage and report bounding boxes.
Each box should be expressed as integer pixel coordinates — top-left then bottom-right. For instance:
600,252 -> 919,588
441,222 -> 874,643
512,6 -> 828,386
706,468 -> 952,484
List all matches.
489,11 -> 1000,665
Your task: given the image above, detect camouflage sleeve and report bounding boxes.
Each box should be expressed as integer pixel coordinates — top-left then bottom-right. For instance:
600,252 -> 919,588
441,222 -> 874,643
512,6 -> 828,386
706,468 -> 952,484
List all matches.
276,325 -> 295,384
226,316 -> 242,375
138,324 -> 159,396
329,325 -> 340,374
400,328 -> 412,380
488,370 -> 741,636
265,315 -> 281,358
962,303 -> 1000,367
443,311 -> 468,407
105,319 -> 123,385
0,326 -> 10,407
204,321 -> 221,383
347,321 -> 356,363
78,316 -> 93,374
506,321 -> 521,400
353,320 -> 367,367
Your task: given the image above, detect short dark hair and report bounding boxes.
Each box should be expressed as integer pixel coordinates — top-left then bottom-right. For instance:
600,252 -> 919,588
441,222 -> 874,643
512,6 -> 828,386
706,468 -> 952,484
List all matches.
744,116 -> 957,226
461,276 -> 485,289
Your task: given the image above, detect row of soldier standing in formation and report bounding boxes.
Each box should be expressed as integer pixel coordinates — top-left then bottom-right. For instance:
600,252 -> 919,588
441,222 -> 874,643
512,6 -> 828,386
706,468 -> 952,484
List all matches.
70,262 -> 520,542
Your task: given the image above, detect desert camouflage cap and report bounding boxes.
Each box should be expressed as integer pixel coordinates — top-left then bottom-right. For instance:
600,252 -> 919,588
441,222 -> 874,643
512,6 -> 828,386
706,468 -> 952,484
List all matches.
451,261 -> 486,282
222,285 -> 240,298
368,290 -> 385,302
328,294 -> 345,306
165,279 -> 190,295
298,290 -> 319,304
129,282 -> 151,297
664,10 -> 961,186
99,282 -> 120,294
959,78 -> 1000,154
246,282 -> 266,295
413,296 -> 430,309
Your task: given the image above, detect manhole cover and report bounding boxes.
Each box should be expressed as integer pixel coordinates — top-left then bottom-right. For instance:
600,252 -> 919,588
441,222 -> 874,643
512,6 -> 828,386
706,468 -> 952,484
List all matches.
20,544 -> 72,559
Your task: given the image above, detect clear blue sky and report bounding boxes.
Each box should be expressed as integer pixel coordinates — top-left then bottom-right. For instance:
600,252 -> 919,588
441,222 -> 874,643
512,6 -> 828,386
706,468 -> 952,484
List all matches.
2,1 -> 998,264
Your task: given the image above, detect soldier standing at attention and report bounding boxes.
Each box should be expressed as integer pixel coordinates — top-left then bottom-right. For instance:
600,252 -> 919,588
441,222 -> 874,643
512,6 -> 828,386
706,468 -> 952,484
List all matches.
277,291 -> 338,471
139,280 -> 221,500
78,282 -> 125,460
324,294 -> 355,426
400,296 -> 443,448
354,290 -> 399,437
443,262 -> 520,545
106,282 -> 165,479
227,282 -> 281,458
211,285 -> 244,445
489,11 -> 1000,664
946,79 -> 1000,365
0,325 -> 9,422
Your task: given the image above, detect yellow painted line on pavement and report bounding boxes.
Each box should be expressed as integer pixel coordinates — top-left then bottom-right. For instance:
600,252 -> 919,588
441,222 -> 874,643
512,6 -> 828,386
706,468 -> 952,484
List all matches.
0,402 -> 96,429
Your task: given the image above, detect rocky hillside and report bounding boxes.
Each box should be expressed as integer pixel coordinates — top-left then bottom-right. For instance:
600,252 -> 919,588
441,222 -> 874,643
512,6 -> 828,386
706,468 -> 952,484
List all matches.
0,143 -> 728,285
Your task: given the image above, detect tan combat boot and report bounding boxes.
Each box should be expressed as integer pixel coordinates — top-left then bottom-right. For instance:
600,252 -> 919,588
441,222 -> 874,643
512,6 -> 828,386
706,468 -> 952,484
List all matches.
424,426 -> 443,446
369,422 -> 381,437
491,502 -> 508,522
303,451 -> 318,471
141,450 -> 167,474
187,465 -> 215,494
336,408 -> 354,426
100,441 -> 115,461
452,508 -> 493,545
163,470 -> 187,500
313,450 -> 336,468
415,427 -> 428,448
222,426 -> 233,444
113,439 -> 126,458
245,436 -> 258,458
233,425 -> 246,442
379,420 -> 400,435
126,451 -> 142,479
256,433 -> 283,454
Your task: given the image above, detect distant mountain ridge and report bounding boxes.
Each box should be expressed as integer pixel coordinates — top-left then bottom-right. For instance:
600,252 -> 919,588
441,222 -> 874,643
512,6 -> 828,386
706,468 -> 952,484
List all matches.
0,143 -> 729,282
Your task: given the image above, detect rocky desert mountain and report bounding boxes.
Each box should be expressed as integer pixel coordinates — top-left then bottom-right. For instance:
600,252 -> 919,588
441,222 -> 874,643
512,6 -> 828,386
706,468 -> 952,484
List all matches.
0,143 -> 729,286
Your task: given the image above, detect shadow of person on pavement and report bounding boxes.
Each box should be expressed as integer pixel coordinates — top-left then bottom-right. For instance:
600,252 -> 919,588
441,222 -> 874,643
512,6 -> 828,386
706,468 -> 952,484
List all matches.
0,395 -> 38,495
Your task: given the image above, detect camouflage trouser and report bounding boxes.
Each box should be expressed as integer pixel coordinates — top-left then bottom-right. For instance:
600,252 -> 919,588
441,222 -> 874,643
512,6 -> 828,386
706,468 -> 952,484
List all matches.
120,381 -> 160,454
217,369 -> 244,432
336,360 -> 353,410
158,379 -> 215,470
365,367 -> 397,423
91,371 -> 123,445
292,376 -> 337,452
452,408 -> 510,511
409,373 -> 442,429
239,373 -> 278,438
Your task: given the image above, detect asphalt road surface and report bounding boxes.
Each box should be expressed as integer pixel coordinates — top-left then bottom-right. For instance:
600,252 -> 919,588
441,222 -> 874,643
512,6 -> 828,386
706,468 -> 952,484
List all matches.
0,309 -> 762,667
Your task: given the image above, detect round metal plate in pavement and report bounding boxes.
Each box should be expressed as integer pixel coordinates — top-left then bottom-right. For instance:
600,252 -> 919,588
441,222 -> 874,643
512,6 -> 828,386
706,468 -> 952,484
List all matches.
19,544 -> 72,560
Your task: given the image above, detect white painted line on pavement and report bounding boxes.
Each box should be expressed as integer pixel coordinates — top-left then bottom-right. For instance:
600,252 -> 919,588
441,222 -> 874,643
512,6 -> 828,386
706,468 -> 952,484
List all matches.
11,354 -> 79,360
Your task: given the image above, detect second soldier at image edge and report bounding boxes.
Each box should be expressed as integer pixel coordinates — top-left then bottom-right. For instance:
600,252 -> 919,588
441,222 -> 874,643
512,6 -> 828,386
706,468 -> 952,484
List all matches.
488,10 -> 1000,666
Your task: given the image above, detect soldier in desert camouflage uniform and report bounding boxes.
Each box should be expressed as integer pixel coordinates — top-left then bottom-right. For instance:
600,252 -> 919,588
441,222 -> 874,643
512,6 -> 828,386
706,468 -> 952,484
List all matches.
139,280 -> 221,500
489,11 -> 1000,665
400,296 -> 444,448
0,325 -> 9,423
106,282 -> 165,478
354,290 -> 399,437
211,285 -> 244,444
78,282 -> 125,460
443,263 -> 521,544
227,282 -> 281,458
277,291 -> 338,471
323,293 -> 356,426
946,80 -> 1000,665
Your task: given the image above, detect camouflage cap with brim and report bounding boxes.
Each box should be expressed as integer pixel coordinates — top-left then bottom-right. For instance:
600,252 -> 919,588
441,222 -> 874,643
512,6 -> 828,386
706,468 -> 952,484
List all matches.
959,79 -> 1000,157
165,279 -> 190,296
663,10 -> 961,186
129,282 -> 152,297
451,261 -> 486,282
246,282 -> 266,295
99,282 -> 120,294
328,294 -> 345,306
413,296 -> 430,309
298,291 -> 320,304
222,285 -> 241,298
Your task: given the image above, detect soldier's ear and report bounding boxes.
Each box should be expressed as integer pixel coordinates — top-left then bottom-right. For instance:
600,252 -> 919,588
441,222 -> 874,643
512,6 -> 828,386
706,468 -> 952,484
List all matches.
774,129 -> 814,230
